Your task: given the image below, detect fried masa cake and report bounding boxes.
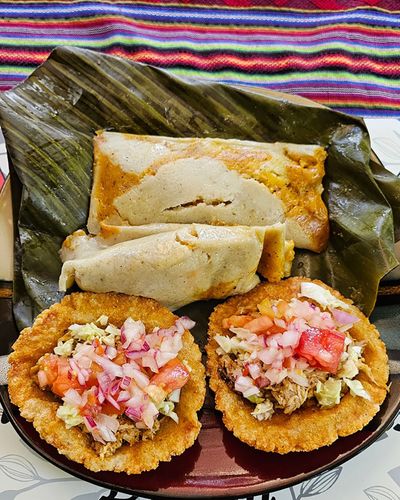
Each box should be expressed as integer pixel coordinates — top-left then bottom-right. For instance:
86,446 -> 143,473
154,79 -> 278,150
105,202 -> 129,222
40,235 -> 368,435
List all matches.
88,132 -> 328,253
206,278 -> 389,453
8,293 -> 206,473
59,224 -> 294,310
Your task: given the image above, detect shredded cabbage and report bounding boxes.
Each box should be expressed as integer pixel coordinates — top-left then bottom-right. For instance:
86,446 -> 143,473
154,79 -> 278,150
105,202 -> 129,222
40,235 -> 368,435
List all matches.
215,335 -> 241,354
344,378 -> 371,400
315,377 -> 342,407
247,394 -> 264,404
69,322 -> 106,340
96,314 -> 109,326
56,404 -> 84,428
251,400 -> 274,421
300,283 -> 349,311
68,321 -> 118,346
337,344 -> 361,379
54,338 -> 74,357
158,400 -> 179,423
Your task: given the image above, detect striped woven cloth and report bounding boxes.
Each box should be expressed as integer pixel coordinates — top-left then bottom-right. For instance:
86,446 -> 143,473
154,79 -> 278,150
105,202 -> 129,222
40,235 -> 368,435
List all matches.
0,0 -> 400,117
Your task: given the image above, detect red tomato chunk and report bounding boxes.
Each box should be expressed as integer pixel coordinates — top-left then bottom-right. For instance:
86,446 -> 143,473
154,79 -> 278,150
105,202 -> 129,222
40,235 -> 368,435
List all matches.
295,327 -> 346,374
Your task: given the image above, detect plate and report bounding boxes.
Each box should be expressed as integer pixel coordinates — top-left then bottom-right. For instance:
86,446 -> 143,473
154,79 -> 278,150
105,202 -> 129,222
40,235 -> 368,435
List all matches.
1,295 -> 400,498
0,47 -> 400,498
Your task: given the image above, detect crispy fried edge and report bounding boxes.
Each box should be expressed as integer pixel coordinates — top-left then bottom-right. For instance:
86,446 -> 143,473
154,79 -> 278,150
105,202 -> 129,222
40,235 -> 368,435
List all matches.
206,277 -> 389,453
8,292 -> 206,473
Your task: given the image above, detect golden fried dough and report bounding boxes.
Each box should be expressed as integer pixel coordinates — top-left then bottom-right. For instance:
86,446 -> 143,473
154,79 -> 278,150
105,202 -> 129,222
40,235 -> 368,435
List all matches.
8,292 -> 206,473
206,277 -> 389,453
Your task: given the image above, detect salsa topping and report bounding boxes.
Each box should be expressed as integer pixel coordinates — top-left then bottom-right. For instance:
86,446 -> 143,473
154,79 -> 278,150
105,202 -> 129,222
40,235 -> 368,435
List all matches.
34,315 -> 194,451
215,282 -> 370,421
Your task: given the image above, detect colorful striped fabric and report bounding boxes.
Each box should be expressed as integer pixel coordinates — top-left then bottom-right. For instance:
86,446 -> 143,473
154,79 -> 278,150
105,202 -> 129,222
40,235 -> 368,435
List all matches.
1,1 -> 400,117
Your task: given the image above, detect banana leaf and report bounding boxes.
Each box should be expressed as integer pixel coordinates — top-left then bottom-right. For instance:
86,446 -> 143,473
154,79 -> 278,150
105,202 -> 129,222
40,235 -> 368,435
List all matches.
0,46 -> 398,330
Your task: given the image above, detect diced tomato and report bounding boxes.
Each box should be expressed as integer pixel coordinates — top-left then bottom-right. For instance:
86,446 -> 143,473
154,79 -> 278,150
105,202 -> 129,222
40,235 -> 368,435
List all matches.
113,351 -> 127,366
101,401 -> 125,416
95,344 -> 105,356
275,300 -> 289,318
51,374 -> 82,397
295,327 -> 345,374
244,316 -> 274,334
267,324 -> 286,335
257,298 -> 274,318
80,389 -> 102,417
222,315 -> 254,329
37,354 -> 61,386
86,362 -> 103,388
150,358 -> 189,393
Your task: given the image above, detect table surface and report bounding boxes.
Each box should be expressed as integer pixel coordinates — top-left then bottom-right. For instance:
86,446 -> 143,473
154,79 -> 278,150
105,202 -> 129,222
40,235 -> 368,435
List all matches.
1,119 -> 400,500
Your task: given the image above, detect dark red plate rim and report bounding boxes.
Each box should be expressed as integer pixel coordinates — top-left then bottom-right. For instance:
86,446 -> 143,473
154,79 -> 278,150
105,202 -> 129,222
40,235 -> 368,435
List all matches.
0,380 -> 400,500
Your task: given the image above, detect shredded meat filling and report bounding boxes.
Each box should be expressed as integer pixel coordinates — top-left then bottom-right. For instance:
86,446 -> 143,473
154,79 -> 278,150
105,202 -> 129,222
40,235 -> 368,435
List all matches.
92,416 -> 162,458
218,353 -> 331,415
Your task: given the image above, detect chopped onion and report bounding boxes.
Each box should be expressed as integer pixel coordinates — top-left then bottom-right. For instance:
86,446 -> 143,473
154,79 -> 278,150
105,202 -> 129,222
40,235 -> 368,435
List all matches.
265,335 -> 279,349
156,350 -> 176,368
120,376 -> 131,390
265,368 -> 288,385
92,353 -> 123,378
37,370 -> 48,388
168,388 -> 181,403
125,406 -> 142,422
258,347 -> 279,365
69,358 -> 88,385
97,372 -> 112,393
122,362 -> 139,377
84,415 -> 97,430
248,363 -> 261,380
174,321 -> 185,336
235,375 -> 255,394
177,316 -> 195,330
243,386 -> 260,398
156,326 -> 176,337
91,428 -> 106,444
120,318 -> 146,349
142,401 -> 159,429
126,393 -> 145,409
74,344 -> 95,358
160,336 -> 178,353
98,427 -> 117,442
142,354 -> 158,373
105,346 -> 117,360
105,393 -> 120,410
271,359 -> 283,370
278,330 -> 300,348
131,369 -> 150,390
125,341 -> 150,359
63,388 -> 82,407
331,308 -> 359,327
117,390 -> 131,403
288,371 -> 309,387
97,386 -> 105,404
274,318 -> 286,329
109,380 -> 121,396
96,413 -> 119,433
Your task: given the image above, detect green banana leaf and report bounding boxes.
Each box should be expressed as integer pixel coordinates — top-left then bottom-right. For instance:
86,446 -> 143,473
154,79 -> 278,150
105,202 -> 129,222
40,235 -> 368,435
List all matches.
0,46 -> 398,329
